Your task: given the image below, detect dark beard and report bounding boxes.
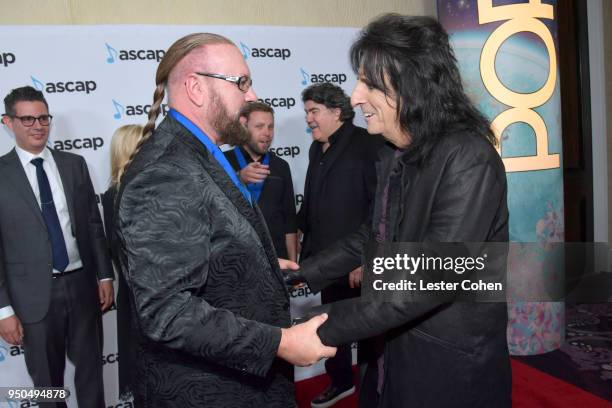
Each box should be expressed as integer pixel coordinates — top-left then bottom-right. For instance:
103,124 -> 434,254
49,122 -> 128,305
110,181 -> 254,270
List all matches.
210,93 -> 250,146
246,140 -> 268,156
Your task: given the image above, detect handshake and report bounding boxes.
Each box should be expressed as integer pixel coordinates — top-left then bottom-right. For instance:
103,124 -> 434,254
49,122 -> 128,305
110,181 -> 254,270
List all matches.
276,259 -> 336,367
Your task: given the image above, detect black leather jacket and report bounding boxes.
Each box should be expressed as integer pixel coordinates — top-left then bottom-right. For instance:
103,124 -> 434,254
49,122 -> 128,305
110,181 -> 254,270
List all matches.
301,131 -> 511,408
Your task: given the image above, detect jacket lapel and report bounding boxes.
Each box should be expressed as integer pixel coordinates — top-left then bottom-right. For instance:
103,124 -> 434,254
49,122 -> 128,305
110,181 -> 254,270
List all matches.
318,122 -> 353,181
1,149 -> 46,229
52,149 -> 77,233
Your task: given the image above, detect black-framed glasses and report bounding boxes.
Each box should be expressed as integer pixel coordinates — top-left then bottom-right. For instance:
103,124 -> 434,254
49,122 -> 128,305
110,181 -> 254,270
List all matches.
195,72 -> 252,93
4,114 -> 53,127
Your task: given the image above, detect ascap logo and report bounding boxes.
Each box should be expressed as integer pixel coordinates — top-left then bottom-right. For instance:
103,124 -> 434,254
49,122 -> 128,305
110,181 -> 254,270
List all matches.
269,145 -> 300,158
105,43 -> 165,64
112,99 -> 169,120
31,76 -> 96,94
53,137 -> 104,151
258,97 -> 296,109
290,286 -> 312,298
102,352 -> 118,365
0,52 -> 15,67
13,401 -> 39,407
6,398 -> 26,408
4,399 -> 19,408
299,68 -> 347,85
9,344 -> 25,356
240,42 -> 291,60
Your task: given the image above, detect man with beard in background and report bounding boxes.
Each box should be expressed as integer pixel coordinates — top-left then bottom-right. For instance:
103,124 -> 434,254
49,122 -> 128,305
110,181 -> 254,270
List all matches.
225,101 -> 298,261
114,33 -> 336,407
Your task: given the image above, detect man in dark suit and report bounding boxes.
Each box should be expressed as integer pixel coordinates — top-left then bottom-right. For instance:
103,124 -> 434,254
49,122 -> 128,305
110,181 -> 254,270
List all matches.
225,101 -> 298,261
0,86 -> 114,408
298,82 -> 382,408
114,33 -> 335,407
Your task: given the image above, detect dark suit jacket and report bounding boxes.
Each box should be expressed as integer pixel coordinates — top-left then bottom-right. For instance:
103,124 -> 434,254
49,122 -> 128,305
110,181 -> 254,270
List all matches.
297,122 -> 382,260
301,133 -> 512,407
0,148 -> 113,324
115,115 -> 294,407
102,185 -> 135,399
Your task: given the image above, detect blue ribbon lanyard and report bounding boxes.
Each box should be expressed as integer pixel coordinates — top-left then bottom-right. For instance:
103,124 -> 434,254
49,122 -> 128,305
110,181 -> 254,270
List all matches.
233,148 -> 269,203
169,109 -> 252,205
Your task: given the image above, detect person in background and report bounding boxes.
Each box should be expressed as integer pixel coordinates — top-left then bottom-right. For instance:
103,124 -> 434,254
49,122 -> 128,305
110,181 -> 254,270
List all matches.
298,82 -> 382,408
0,85 -> 113,408
101,124 -> 143,404
225,101 -> 298,261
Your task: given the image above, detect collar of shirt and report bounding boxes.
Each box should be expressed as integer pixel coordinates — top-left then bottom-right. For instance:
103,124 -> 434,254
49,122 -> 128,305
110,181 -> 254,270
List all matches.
168,108 -> 253,205
327,121 -> 350,146
15,144 -> 54,169
239,146 -> 270,164
318,121 -> 351,156
239,146 -> 256,163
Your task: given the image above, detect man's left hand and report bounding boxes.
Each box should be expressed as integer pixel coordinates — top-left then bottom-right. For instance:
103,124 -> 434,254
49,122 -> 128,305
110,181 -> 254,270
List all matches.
98,281 -> 114,311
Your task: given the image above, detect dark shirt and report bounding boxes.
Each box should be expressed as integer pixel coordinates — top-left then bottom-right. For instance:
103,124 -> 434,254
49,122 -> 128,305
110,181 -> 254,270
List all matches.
298,121 -> 382,259
225,147 -> 297,259
306,126 -> 341,233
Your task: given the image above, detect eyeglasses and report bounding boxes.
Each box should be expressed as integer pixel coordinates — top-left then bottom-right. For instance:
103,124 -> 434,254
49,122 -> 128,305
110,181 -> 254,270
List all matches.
5,114 -> 53,127
195,72 -> 252,93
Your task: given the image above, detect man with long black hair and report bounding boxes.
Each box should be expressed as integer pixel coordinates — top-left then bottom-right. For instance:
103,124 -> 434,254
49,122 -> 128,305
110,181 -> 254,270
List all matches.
293,14 -> 511,407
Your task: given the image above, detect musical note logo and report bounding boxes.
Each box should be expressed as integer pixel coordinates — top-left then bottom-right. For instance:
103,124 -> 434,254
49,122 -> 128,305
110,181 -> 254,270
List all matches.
112,99 -> 124,120
306,127 -> 312,134
30,75 -> 44,91
6,399 -> 18,408
105,43 -> 118,64
240,42 -> 250,60
0,344 -> 7,362
300,68 -> 309,86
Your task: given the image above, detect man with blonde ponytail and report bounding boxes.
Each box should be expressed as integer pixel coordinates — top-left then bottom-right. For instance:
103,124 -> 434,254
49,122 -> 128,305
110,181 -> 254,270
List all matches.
114,33 -> 335,407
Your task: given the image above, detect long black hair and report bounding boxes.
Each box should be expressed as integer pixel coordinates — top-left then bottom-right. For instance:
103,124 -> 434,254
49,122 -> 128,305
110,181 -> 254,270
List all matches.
350,14 -> 496,164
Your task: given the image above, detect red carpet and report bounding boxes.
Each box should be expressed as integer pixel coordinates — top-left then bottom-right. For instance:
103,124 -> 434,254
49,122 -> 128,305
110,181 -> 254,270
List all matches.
511,359 -> 611,408
294,359 -> 612,407
295,367 -> 359,408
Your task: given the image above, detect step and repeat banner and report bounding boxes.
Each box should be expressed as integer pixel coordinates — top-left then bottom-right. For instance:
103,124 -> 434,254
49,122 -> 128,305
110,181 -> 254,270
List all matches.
0,24 -> 362,407
438,0 -> 565,355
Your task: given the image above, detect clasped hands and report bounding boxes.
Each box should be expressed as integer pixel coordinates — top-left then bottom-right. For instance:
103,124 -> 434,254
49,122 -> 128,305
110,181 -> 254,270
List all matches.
276,258 -> 336,366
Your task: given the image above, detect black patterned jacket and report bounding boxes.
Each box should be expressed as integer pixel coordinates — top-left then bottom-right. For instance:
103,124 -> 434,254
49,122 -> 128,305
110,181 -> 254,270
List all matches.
115,115 -> 294,407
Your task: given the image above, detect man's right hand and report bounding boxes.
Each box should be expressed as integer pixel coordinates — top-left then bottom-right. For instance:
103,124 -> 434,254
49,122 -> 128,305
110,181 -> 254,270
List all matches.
0,315 -> 23,345
239,162 -> 270,184
277,313 -> 336,366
